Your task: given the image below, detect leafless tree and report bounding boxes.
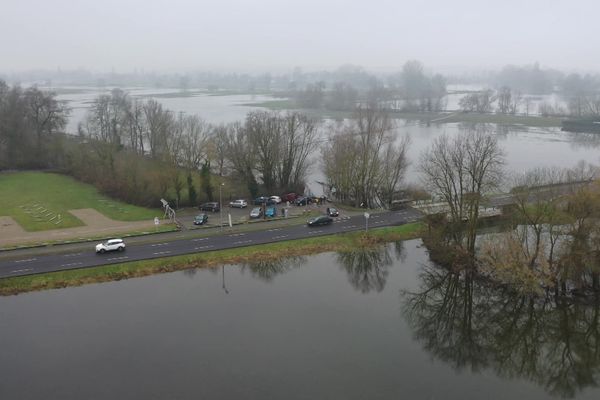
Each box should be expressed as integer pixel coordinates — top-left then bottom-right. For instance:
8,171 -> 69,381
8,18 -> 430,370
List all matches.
419,128 -> 505,255
322,104 -> 409,207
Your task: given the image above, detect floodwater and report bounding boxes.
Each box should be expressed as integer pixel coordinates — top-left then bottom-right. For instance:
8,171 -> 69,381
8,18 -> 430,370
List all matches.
1,239 -> 600,399
52,87 -> 600,195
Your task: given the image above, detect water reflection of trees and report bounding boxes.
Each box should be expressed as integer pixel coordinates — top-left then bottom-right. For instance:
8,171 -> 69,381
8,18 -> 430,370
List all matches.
402,266 -> 600,398
240,256 -> 307,282
337,242 -> 404,293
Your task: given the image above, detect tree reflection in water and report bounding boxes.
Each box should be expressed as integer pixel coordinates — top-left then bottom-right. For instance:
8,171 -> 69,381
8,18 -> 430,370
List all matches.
402,266 -> 600,398
240,256 -> 307,282
337,242 -> 404,294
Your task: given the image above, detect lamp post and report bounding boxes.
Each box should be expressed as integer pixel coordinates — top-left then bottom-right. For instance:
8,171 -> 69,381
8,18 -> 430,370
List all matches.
219,182 -> 224,231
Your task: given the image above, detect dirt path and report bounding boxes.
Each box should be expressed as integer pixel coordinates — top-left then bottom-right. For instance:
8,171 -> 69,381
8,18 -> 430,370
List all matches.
0,209 -> 157,248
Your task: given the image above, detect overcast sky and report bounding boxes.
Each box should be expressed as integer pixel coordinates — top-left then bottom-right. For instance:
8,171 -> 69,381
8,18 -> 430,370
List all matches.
2,0 -> 598,73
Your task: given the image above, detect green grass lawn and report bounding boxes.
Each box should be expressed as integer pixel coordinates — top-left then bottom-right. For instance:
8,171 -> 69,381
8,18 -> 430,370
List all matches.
0,171 -> 159,231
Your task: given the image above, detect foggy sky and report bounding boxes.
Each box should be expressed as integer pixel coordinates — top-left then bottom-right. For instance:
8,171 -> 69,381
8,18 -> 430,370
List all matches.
2,0 -> 599,73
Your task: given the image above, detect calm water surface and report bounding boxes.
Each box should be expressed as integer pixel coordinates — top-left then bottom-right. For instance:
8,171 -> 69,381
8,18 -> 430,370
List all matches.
2,239 -> 599,399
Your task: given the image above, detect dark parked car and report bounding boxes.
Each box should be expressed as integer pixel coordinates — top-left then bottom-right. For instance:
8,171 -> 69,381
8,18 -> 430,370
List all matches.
193,214 -> 208,225
254,196 -> 275,206
295,196 -> 311,206
326,207 -> 339,217
199,202 -> 220,212
307,215 -> 333,227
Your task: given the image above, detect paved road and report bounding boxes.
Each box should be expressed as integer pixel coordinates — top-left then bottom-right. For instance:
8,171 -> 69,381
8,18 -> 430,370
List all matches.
0,208 -> 422,279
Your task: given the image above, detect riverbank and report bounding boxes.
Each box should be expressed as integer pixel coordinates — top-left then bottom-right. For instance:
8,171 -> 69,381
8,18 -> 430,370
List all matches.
0,223 -> 422,296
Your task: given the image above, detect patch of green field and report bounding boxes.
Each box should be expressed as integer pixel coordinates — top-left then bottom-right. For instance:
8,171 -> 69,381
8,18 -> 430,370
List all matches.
0,223 -> 423,295
0,171 -> 158,231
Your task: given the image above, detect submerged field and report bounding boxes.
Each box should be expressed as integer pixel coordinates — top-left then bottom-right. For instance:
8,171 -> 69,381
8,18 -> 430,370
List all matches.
0,171 -> 158,231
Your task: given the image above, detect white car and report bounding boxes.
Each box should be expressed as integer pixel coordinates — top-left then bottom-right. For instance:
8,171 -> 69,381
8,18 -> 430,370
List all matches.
95,238 -> 126,253
270,195 -> 282,204
229,199 -> 248,208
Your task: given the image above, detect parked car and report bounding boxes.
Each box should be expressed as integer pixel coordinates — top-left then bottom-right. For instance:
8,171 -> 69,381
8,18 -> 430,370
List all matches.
265,206 -> 276,217
270,195 -> 282,204
229,199 -> 248,208
307,216 -> 333,227
282,192 -> 298,202
295,196 -> 310,206
326,207 -> 339,217
193,214 -> 208,225
199,202 -> 220,212
250,207 -> 263,218
253,196 -> 275,205
95,238 -> 126,253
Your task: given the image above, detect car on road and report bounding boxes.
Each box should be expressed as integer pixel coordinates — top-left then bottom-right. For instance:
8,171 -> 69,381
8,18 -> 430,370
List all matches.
199,202 -> 220,212
193,214 -> 209,225
326,207 -> 339,217
307,216 -> 333,227
270,195 -> 282,204
229,199 -> 248,208
95,238 -> 126,253
265,206 -> 276,217
250,207 -> 263,218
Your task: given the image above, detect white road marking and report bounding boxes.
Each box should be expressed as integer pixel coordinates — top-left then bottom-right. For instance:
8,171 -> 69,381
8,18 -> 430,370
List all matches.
191,238 -> 208,242
233,240 -> 253,245
107,256 -> 129,261
14,258 -> 36,263
229,233 -> 246,237
194,245 -> 214,250
60,262 -> 83,268
10,268 -> 33,274
151,243 -> 169,247
63,253 -> 83,258
273,235 -> 289,239
152,251 -> 172,255
267,228 -> 282,232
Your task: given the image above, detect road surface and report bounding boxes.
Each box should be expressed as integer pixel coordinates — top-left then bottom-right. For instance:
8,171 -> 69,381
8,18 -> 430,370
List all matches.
0,208 -> 422,279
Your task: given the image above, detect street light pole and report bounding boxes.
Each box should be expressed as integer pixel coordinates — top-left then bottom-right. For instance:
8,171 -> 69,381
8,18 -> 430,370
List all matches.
219,182 -> 224,231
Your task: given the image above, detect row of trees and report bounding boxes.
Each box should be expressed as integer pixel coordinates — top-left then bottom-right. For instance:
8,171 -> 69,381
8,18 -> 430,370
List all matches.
290,61 -> 447,112
77,88 -> 323,205
458,87 -> 523,114
0,81 -> 69,169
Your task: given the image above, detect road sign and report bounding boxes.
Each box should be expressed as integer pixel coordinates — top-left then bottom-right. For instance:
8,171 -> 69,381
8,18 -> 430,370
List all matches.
364,212 -> 370,219
154,217 -> 160,225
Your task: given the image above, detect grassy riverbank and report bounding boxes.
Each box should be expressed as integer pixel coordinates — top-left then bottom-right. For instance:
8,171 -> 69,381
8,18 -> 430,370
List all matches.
0,223 -> 423,296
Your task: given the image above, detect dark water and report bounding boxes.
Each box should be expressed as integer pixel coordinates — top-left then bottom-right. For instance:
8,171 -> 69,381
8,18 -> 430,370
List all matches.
1,239 -> 600,399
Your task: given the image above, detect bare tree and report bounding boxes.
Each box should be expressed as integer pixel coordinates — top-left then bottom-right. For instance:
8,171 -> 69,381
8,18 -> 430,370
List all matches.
419,128 -> 505,255
322,105 -> 408,207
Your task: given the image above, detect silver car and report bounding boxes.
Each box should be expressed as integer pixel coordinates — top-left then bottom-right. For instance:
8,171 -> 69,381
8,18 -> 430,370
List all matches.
230,199 -> 248,208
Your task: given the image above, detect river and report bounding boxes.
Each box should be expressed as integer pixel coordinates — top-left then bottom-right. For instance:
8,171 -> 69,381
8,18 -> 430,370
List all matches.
1,239 -> 598,399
